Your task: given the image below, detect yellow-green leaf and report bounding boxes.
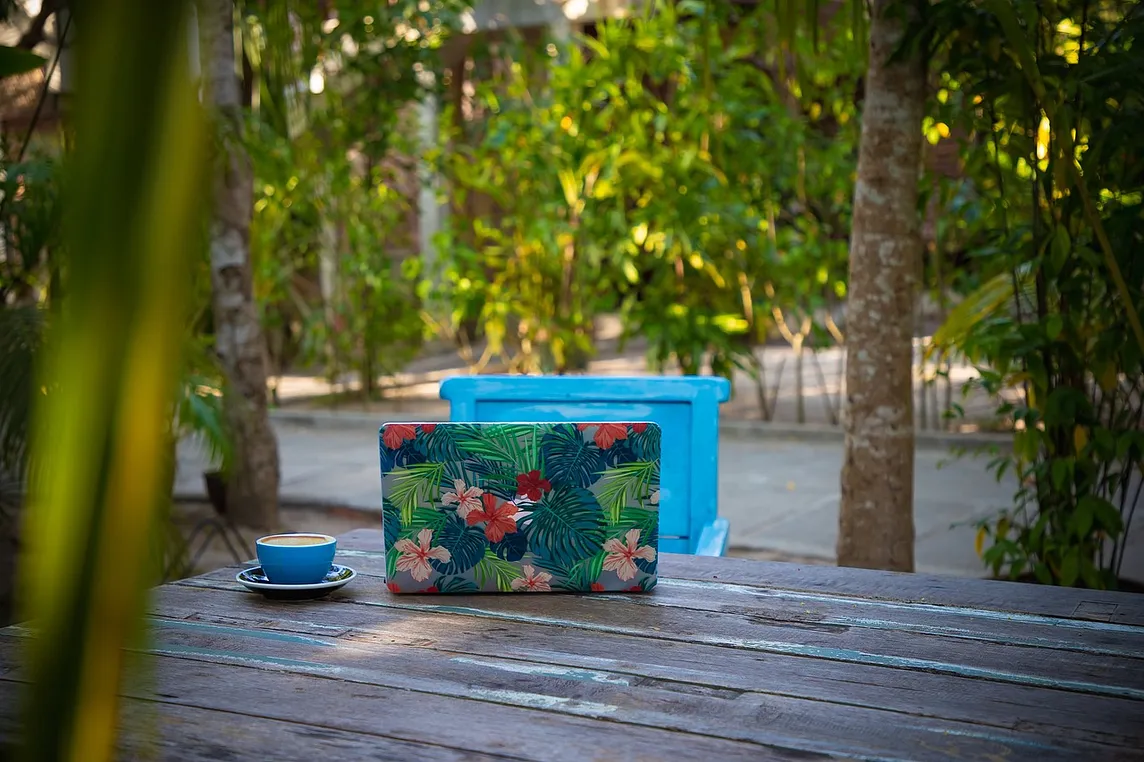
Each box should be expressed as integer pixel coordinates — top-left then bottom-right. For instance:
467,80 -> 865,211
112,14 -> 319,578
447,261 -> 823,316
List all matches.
974,526 -> 987,558
622,260 -> 639,284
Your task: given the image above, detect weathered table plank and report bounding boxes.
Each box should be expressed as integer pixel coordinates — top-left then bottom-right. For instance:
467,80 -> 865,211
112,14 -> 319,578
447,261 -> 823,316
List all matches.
187,546 -> 1144,699
0,645 -> 812,762
0,624 -> 1125,762
1,528 -> 1142,761
653,548 -> 1144,625
0,689 -> 516,762
142,583 -> 1144,749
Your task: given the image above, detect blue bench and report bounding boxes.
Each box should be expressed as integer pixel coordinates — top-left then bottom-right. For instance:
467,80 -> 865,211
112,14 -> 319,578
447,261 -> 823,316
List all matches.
439,375 -> 731,555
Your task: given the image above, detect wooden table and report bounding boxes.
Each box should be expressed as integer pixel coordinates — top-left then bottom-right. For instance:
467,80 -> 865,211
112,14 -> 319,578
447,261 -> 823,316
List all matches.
2,528 -> 1143,761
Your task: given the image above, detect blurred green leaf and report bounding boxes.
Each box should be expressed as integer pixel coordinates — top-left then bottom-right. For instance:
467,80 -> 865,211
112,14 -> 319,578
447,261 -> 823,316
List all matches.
0,45 -> 46,77
17,1 -> 207,760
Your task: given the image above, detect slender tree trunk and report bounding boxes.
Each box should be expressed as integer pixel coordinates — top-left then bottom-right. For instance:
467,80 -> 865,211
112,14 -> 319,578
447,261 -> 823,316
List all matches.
203,0 -> 280,528
837,0 -> 924,572
318,188 -> 339,383
794,332 -> 806,424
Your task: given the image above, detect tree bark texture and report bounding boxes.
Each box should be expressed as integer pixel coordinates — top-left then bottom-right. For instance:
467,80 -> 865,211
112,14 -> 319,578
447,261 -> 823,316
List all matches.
202,0 -> 280,528
837,0 -> 924,572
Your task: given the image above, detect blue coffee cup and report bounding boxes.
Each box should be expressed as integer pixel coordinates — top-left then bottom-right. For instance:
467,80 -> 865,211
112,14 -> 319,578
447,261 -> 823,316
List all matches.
255,533 -> 337,585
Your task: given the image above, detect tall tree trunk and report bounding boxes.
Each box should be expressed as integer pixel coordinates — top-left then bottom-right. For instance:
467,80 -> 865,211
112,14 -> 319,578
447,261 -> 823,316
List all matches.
203,0 -> 280,528
837,0 -> 924,572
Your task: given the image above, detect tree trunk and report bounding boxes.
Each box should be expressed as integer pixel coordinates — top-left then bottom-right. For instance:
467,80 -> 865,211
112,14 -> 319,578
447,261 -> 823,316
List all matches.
837,0 -> 924,572
202,0 -> 280,529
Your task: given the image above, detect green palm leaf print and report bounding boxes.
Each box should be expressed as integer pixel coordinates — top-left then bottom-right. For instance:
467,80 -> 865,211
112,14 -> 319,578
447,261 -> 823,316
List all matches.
389,461 -> 446,523
527,485 -> 606,567
595,460 -> 657,524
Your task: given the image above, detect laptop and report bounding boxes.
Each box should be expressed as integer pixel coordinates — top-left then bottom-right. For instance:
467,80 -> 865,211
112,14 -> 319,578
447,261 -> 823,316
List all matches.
379,421 -> 660,594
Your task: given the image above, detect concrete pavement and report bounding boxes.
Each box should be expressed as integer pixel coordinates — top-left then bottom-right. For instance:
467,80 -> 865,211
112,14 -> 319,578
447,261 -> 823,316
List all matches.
269,338 -> 1004,431
173,410 -> 1144,582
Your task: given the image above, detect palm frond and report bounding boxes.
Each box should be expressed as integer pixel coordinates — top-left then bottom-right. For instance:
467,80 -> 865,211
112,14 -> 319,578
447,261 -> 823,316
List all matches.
930,263 -> 1036,360
0,306 -> 45,480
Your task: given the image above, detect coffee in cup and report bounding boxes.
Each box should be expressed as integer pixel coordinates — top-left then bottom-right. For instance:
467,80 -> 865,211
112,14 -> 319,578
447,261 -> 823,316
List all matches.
256,533 -> 336,585
260,534 -> 331,546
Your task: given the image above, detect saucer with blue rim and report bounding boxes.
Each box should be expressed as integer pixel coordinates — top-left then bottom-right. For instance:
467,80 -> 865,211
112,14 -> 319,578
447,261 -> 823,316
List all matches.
236,564 -> 356,600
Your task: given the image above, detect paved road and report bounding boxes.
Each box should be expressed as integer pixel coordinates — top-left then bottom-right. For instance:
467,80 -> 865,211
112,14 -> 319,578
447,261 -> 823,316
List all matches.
175,420 -> 1144,581
717,435 -> 1017,576
271,339 -> 1001,430
174,416 -> 1144,581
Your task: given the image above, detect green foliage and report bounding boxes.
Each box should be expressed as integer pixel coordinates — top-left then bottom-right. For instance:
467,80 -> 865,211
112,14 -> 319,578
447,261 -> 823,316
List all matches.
927,0 -> 1144,588
0,144 -> 227,503
383,497 -> 401,548
0,46 -> 45,77
428,512 -> 487,575
527,485 -> 607,567
595,461 -> 658,524
238,0 -> 465,391
175,334 -> 235,475
540,424 -> 603,488
389,461 -> 445,521
0,155 -> 61,304
474,549 -> 519,592
0,307 -> 43,485
16,0 -> 207,757
431,1 -> 863,376
436,575 -> 480,593
456,423 -> 539,472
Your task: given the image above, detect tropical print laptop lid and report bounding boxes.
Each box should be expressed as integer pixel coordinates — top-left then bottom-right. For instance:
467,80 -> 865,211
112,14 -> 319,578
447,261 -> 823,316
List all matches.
379,422 -> 660,594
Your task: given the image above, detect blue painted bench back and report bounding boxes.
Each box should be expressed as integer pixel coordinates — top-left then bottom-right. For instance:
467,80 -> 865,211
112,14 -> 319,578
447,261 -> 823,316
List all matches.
439,375 -> 731,555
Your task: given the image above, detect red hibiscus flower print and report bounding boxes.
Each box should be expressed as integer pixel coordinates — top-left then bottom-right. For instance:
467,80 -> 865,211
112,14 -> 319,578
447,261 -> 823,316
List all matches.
386,581 -> 401,594
393,528 -> 452,582
631,423 -> 648,433
516,470 -> 552,501
603,528 -> 657,582
465,493 -> 520,542
423,586 -> 439,593
382,424 -> 417,449
511,565 -> 554,592
441,478 -> 484,518
590,582 -> 605,593
577,422 -> 629,449
627,586 -> 643,592
420,423 -> 437,434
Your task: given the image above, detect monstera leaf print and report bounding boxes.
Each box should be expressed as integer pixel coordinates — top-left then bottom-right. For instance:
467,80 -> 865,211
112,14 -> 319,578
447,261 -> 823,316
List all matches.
414,423 -> 464,463
599,438 -> 637,468
540,424 -> 603,488
628,423 -> 660,461
491,530 -> 528,562
428,512 -> 488,576
526,485 -> 606,567
383,498 -> 401,549
379,437 -> 428,473
436,576 -> 480,594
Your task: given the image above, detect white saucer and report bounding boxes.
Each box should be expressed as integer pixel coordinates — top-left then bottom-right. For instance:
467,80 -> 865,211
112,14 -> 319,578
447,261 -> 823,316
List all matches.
236,564 -> 356,600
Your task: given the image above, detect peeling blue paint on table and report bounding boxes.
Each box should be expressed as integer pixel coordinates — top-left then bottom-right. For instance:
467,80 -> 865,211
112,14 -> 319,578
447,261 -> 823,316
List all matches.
2,527 -> 1143,761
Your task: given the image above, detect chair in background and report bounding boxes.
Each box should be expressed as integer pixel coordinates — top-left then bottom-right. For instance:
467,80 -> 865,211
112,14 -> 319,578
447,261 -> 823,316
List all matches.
439,375 -> 731,555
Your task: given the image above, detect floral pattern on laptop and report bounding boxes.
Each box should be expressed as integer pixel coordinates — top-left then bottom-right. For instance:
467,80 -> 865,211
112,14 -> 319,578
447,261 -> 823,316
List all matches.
379,422 -> 660,593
